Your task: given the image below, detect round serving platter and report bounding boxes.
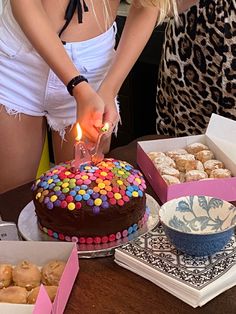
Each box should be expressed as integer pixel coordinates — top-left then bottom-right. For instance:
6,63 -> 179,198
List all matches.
18,194 -> 159,258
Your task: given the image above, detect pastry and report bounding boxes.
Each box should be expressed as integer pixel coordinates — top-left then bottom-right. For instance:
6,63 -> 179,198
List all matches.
210,168 -> 232,178
41,260 -> 66,286
165,149 -> 188,159
153,155 -> 176,167
0,264 -> 12,289
153,155 -> 176,168
12,260 -> 41,291
203,159 -> 224,176
155,165 -> 180,178
185,142 -> 209,154
0,286 -> 27,304
195,150 -> 214,163
185,170 -> 208,182
174,154 -> 195,172
147,151 -> 166,161
28,285 -> 58,304
185,160 -> 204,172
162,175 -> 180,185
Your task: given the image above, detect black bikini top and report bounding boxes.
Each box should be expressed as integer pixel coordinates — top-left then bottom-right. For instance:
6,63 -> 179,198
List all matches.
59,0 -> 89,37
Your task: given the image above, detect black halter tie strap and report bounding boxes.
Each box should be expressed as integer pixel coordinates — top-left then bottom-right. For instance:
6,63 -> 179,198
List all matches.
59,0 -> 89,38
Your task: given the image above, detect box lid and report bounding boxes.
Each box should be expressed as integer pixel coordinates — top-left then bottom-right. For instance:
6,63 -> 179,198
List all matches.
206,114 -> 236,162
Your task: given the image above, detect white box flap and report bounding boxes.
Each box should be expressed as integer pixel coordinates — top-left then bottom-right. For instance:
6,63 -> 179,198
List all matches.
206,114 -> 236,140
206,114 -> 236,163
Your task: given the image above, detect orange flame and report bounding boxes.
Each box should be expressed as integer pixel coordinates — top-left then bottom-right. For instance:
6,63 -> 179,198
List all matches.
75,123 -> 82,141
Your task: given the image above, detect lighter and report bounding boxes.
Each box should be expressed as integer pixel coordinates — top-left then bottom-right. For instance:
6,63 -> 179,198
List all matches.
92,122 -> 111,164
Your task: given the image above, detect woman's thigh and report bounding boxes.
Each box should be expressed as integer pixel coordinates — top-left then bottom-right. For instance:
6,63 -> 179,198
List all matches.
0,105 -> 46,193
52,126 -> 76,164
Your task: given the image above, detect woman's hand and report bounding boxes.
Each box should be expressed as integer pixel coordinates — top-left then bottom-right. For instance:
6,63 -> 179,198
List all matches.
97,85 -> 120,135
73,82 -> 106,143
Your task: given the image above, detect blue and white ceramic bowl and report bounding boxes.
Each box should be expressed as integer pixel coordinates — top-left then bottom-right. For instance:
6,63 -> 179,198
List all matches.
159,196 -> 236,257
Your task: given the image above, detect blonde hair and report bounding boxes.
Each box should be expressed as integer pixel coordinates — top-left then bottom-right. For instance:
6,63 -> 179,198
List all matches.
90,0 -> 178,31
90,0 -> 112,32
137,0 -> 178,25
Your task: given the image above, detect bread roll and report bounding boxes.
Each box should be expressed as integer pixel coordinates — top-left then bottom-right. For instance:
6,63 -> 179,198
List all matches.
165,149 -> 188,159
175,154 -> 195,172
153,155 -> 176,168
204,159 -> 224,176
41,260 -> 66,286
210,168 -> 232,178
195,150 -> 214,163
185,170 -> 208,182
28,285 -> 58,304
0,264 -> 12,289
147,151 -> 166,161
155,165 -> 180,178
162,175 -> 180,185
185,160 -> 204,172
12,260 -> 41,291
0,286 -> 27,304
185,142 -> 209,154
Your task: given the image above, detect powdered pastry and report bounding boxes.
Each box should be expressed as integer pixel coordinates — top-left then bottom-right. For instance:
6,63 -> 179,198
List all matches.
185,170 -> 208,182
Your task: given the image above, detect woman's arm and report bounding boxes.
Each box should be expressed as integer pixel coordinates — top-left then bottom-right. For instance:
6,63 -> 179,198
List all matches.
10,0 -> 107,142
98,0 -> 198,121
10,0 -> 80,86
99,1 -> 159,98
100,0 -> 199,97
97,2 -> 159,128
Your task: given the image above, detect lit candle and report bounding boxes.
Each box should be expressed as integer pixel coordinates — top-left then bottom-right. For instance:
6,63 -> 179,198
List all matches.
92,122 -> 111,164
72,123 -> 91,169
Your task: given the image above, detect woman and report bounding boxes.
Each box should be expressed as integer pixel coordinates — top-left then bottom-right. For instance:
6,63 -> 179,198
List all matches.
156,0 -> 236,137
0,0 -> 176,193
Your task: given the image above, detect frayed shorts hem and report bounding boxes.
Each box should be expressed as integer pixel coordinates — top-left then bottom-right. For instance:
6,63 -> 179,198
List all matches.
1,102 -> 75,140
0,101 -> 45,117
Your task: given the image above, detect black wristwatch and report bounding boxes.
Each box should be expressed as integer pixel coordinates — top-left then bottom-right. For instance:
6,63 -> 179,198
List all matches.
67,75 -> 88,96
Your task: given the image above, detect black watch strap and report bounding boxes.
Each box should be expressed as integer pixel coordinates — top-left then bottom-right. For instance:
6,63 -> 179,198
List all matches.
67,75 -> 88,96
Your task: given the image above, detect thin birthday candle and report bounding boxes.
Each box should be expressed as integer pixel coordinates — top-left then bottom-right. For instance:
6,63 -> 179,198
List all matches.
72,123 -> 91,169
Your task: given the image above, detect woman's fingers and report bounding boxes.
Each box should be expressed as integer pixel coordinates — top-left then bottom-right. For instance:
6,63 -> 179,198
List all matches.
79,113 -> 103,143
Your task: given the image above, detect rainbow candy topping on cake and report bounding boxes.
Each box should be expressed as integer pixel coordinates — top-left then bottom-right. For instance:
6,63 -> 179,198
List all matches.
32,158 -> 148,244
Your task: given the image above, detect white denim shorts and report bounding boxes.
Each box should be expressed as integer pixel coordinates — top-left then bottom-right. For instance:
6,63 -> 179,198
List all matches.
0,1 -> 117,137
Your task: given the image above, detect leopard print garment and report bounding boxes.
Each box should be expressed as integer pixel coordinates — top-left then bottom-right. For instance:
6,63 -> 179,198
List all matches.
156,0 -> 236,136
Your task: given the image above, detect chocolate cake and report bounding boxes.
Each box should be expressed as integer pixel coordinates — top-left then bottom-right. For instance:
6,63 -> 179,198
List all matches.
32,158 -> 147,244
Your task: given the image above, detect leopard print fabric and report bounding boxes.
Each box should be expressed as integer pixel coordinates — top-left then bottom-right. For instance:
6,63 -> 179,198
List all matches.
156,0 -> 236,136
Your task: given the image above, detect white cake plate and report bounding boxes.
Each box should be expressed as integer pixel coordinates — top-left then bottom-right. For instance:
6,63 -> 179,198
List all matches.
18,194 -> 160,258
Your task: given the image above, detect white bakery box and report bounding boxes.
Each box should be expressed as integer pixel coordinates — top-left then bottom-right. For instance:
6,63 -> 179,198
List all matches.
137,114 -> 236,203
0,241 -> 79,314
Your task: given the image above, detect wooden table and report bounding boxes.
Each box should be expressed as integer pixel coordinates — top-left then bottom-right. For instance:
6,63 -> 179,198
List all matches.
0,135 -> 236,314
